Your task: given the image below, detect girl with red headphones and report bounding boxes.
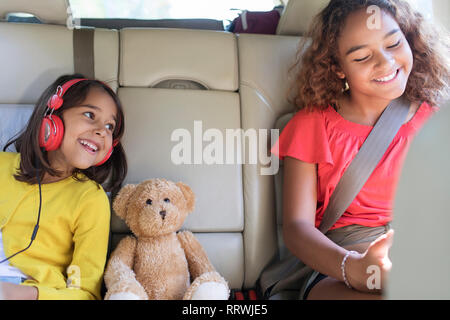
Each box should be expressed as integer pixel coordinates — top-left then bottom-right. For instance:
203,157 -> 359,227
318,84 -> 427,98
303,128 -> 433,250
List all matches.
0,74 -> 127,299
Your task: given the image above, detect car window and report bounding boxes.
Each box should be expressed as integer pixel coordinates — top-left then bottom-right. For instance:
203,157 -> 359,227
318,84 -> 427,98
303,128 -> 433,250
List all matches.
69,0 -> 281,23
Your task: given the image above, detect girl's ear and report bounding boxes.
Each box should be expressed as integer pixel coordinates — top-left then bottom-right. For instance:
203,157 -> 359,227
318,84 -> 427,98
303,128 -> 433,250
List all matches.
331,64 -> 346,79
113,184 -> 137,220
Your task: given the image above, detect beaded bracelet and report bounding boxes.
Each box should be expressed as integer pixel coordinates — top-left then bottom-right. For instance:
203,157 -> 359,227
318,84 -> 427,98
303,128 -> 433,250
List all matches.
341,250 -> 358,289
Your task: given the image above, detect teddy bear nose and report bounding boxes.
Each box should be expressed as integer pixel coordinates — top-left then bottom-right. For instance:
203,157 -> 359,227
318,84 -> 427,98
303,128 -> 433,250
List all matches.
159,210 -> 166,219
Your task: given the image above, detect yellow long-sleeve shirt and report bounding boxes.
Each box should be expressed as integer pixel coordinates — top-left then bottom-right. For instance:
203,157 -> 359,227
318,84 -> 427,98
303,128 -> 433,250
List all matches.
0,152 -> 110,300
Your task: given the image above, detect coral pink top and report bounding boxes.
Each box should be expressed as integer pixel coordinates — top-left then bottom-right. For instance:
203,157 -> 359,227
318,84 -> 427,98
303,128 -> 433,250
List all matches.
272,102 -> 437,230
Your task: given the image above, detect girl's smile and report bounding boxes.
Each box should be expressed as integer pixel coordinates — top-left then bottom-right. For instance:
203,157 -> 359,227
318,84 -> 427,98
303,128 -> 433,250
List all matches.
372,68 -> 399,84
78,138 -> 100,154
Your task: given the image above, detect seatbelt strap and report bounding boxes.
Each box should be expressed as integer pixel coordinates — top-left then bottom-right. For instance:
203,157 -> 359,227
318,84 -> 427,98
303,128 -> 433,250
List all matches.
73,28 -> 95,79
318,96 -> 411,233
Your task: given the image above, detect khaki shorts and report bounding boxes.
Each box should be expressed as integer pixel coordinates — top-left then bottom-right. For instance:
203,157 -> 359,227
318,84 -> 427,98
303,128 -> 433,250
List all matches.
259,223 -> 391,300
299,223 -> 391,300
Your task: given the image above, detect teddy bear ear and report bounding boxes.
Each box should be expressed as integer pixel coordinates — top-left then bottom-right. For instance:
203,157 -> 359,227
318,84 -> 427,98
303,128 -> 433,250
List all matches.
113,184 -> 137,219
176,182 -> 195,213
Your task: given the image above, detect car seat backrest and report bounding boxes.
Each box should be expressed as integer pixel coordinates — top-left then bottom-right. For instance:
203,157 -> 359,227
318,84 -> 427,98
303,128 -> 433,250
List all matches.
0,0 -> 69,25
237,33 -> 299,287
112,27 -> 244,289
272,113 -> 295,260
276,0 -> 329,36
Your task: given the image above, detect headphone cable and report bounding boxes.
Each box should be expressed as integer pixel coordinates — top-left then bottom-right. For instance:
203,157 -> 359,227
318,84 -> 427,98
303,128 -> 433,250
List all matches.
0,164 -> 42,264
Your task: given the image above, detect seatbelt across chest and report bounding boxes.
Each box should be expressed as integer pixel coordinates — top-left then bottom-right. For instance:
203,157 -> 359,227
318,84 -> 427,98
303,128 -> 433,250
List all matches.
318,96 -> 411,233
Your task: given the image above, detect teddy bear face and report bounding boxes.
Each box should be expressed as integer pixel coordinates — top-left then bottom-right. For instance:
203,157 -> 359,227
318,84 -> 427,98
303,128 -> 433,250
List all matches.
114,179 -> 195,238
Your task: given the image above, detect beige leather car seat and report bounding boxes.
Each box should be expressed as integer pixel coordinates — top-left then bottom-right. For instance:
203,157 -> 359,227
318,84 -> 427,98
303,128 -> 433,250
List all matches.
0,0 -> 69,25
237,34 -> 298,287
111,27 -> 244,289
244,0 -> 328,291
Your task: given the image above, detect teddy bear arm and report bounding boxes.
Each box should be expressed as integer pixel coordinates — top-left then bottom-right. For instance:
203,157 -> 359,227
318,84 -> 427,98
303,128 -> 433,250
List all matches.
177,230 -> 215,279
104,236 -> 138,291
109,235 -> 137,268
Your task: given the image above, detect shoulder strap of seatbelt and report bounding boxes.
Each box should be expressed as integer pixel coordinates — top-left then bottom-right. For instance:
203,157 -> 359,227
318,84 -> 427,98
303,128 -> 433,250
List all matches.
73,28 -> 95,79
318,96 -> 411,234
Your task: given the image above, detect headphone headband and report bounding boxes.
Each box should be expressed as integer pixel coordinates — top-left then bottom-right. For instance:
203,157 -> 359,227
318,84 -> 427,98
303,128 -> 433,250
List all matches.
46,78 -> 88,112
59,78 -> 88,97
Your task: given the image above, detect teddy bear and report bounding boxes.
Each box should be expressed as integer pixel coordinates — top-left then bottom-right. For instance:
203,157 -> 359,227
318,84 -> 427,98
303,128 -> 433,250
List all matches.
103,178 -> 230,300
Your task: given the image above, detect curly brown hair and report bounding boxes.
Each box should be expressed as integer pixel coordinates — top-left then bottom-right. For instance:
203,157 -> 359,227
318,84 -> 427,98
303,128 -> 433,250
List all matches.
290,0 -> 450,111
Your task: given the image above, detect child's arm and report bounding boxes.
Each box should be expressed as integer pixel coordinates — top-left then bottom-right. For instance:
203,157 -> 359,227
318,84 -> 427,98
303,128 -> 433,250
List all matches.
283,156 -> 349,281
0,282 -> 37,300
282,156 -> 392,292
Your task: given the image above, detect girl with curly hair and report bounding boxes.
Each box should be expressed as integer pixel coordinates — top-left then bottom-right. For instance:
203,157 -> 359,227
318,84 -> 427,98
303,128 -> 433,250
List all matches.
272,0 -> 449,300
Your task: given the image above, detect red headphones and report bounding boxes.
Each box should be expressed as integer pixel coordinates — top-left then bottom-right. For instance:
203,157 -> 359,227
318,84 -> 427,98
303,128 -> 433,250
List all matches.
38,78 -> 119,166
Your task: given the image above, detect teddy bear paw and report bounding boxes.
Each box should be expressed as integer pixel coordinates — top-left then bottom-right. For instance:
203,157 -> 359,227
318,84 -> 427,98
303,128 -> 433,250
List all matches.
191,281 -> 229,300
184,271 -> 229,300
104,280 -> 149,300
108,292 -> 144,300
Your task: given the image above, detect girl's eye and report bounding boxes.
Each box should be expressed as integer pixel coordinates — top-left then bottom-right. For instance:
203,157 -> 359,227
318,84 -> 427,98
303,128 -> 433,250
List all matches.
106,123 -> 115,131
84,111 -> 94,119
354,55 -> 369,62
387,39 -> 401,49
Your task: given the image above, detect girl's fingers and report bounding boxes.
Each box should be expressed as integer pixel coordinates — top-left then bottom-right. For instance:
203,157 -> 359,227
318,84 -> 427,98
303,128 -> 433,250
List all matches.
367,229 -> 394,258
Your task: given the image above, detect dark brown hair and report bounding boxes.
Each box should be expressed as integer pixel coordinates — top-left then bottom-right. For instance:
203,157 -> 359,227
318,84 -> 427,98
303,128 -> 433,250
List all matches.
3,74 -> 127,194
290,0 -> 450,111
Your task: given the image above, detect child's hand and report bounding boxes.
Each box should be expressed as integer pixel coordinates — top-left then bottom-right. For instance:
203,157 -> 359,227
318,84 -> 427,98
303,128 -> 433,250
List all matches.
346,229 -> 394,294
0,281 -> 38,300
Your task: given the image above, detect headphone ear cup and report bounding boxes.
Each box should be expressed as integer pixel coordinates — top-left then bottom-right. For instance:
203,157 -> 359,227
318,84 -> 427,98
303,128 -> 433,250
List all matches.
39,115 -> 64,151
95,145 -> 114,167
